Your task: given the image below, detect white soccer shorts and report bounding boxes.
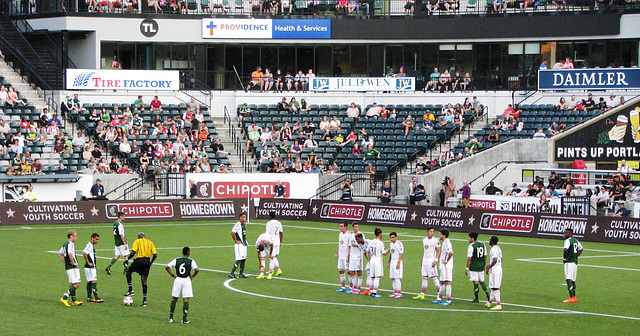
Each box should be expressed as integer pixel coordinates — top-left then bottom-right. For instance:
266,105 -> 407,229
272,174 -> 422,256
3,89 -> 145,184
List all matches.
234,243 -> 248,260
468,271 -> 485,283
337,258 -> 348,271
84,268 -> 97,282
369,259 -> 384,278
348,257 -> 363,272
564,262 -> 578,281
389,260 -> 403,279
114,244 -> 129,257
421,260 -> 438,278
439,262 -> 453,282
272,242 -> 280,256
171,277 -> 193,298
66,268 -> 81,284
489,268 -> 503,289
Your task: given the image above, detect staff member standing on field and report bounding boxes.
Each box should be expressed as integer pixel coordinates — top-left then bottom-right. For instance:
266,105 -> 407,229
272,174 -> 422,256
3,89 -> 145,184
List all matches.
124,232 -> 158,307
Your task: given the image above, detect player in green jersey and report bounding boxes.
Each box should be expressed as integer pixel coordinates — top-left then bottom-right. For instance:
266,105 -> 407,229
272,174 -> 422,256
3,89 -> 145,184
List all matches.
59,230 -> 83,307
105,212 -> 129,275
83,233 -> 104,303
229,212 -> 248,279
563,229 -> 583,303
166,247 -> 200,324
465,232 -> 490,303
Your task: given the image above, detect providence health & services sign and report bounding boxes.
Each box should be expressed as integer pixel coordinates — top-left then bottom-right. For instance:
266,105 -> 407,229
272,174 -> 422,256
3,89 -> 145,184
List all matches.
202,19 -> 330,39
538,68 -> 640,91
66,69 -> 180,91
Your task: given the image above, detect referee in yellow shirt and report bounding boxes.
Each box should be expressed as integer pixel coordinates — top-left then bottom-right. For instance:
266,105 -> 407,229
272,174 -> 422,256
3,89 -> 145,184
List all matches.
123,232 -> 157,306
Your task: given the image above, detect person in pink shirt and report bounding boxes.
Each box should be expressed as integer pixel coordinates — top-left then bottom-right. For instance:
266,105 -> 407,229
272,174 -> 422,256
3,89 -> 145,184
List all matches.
562,57 -> 574,69
150,96 -> 162,112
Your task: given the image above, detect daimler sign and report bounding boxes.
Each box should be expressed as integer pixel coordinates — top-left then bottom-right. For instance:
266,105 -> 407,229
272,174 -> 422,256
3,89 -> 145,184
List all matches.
538,68 -> 640,90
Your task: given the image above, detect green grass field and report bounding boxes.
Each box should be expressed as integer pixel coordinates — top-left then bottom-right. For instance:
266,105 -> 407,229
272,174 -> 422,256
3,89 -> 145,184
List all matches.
2,219 -> 639,335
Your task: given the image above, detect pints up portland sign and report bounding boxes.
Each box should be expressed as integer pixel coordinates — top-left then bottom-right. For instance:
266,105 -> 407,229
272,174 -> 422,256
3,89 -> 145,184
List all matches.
554,101 -> 640,161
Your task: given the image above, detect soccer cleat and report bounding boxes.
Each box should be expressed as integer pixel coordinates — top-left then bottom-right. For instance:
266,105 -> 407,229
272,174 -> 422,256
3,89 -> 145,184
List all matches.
360,289 -> 371,295
431,299 -> 442,304
491,305 -> 503,310
470,299 -> 480,303
105,267 -> 111,275
562,298 -> 574,303
267,274 -> 272,280
413,294 -> 425,300
124,291 -> 135,296
88,298 -> 104,303
256,274 -> 264,279
72,301 -> 84,306
275,269 -> 283,276
335,287 -> 346,293
351,289 -> 360,294
439,301 -> 452,306
485,303 -> 493,308
395,294 -> 403,298
238,274 -> 248,278
141,301 -> 147,307
370,293 -> 382,298
571,296 -> 578,302
60,297 -> 71,307
168,319 -> 174,323
228,274 -> 237,279
181,320 -> 190,324
388,293 -> 398,298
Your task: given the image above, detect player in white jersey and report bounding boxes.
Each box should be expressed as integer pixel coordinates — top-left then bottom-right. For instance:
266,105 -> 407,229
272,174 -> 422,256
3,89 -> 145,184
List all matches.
366,228 -> 388,298
335,222 -> 351,292
255,233 -> 275,279
433,228 -> 453,305
354,232 -> 373,296
413,227 -> 441,300
387,232 -> 404,298
347,222 -> 365,294
265,211 -> 284,276
485,236 -> 503,310
82,233 -> 104,303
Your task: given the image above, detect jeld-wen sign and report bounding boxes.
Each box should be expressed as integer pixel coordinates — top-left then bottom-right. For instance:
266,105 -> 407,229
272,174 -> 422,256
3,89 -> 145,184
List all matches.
538,68 -> 640,90
310,77 -> 415,92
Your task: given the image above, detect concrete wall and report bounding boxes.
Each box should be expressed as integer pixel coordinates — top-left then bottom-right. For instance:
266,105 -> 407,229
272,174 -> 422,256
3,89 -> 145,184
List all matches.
398,139 -> 555,205
93,173 -> 140,200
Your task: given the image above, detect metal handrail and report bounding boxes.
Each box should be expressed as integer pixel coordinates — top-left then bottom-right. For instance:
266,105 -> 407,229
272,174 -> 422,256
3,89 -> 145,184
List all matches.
469,160 -> 548,190
0,34 -> 54,90
104,176 -> 141,199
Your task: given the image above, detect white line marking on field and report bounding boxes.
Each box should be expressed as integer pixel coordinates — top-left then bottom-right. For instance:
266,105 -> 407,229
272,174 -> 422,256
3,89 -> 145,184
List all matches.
516,259 -> 640,272
44,250 -> 640,321
521,254 -> 640,261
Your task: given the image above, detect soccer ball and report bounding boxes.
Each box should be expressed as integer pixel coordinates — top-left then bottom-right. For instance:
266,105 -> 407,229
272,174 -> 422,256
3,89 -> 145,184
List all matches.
123,296 -> 133,306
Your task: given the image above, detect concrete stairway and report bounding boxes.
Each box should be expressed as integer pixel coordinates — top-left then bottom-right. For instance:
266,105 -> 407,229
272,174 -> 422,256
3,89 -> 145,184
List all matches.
209,117 -> 250,173
0,58 -> 48,111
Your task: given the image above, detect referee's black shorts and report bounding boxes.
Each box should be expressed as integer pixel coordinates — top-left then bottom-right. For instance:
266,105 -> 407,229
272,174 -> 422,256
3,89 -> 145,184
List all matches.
128,258 -> 152,277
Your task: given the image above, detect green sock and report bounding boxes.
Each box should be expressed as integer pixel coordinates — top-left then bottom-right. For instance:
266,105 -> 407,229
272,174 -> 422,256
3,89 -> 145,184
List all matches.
239,259 -> 246,275
69,286 -> 76,301
230,261 -> 238,274
170,300 -> 177,319
473,283 -> 479,300
183,301 -> 189,321
63,290 -> 69,299
566,280 -> 574,297
92,283 -> 99,299
87,282 -> 92,300
107,258 -> 117,269
572,281 -> 576,297
480,282 -> 490,300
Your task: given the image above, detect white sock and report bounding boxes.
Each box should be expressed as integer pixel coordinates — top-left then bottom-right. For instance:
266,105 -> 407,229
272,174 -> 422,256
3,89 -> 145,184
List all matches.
273,257 -> 280,269
489,291 -> 494,304
349,275 -> 355,288
438,283 -> 445,299
339,273 -> 345,287
357,275 -> 363,289
495,290 -> 501,305
391,279 -> 398,292
372,278 -> 380,293
445,284 -> 452,301
268,259 -> 275,274
433,277 -> 441,293
366,275 -> 371,289
396,279 -> 402,293
421,278 -> 428,294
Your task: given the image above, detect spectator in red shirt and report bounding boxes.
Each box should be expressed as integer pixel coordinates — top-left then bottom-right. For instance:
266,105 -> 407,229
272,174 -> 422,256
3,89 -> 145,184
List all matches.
150,96 -> 162,112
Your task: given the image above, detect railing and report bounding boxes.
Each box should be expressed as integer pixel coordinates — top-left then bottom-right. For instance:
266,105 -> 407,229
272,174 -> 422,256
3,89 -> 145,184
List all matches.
25,0 -> 640,16
0,32 -> 54,91
226,106 -> 253,173
179,71 -> 213,107
312,172 -> 396,200
521,168 -> 640,187
104,175 -> 142,199
468,160 -> 548,190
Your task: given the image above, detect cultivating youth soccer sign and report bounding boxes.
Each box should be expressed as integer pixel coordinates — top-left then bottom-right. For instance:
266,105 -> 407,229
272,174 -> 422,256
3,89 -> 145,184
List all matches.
538,68 -> 640,90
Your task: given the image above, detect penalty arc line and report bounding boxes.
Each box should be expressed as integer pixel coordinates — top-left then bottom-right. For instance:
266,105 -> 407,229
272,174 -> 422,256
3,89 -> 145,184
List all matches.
43,251 -> 640,321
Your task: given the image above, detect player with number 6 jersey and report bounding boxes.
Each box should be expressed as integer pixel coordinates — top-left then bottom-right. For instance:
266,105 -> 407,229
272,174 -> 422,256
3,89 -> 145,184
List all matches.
166,247 -> 200,324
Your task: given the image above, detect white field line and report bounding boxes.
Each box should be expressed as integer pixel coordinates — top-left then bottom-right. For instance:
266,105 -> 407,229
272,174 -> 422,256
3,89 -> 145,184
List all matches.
516,259 -> 640,272
520,254 -> 640,261
45,250 -> 640,321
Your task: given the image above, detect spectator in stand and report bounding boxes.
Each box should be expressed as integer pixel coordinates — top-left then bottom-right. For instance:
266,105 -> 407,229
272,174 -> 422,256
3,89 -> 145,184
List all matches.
533,129 -> 547,139
263,69 -> 274,91
346,102 -> 360,118
363,145 -> 381,163
485,181 -> 502,195
617,159 -> 634,178
211,138 -> 230,155
150,96 -> 162,112
0,85 -> 6,106
507,183 -> 522,196
330,116 -> 341,130
613,202 -> 629,217
6,87 -> 25,107
366,102 -> 382,119
247,66 -> 264,91
401,115 -> 416,137
90,178 -> 105,197
437,70 -> 452,93
340,131 -> 358,147
414,157 -> 428,174
555,97 -> 568,110
319,116 -> 331,131
438,145 -> 454,166
379,180 -> 393,203
459,181 -> 471,208
494,0 -> 504,12
584,93 -> 596,111
596,97 -> 608,111
487,129 -> 499,144
562,57 -> 574,68
133,96 -> 144,111
0,119 -> 11,135
119,138 -> 132,154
